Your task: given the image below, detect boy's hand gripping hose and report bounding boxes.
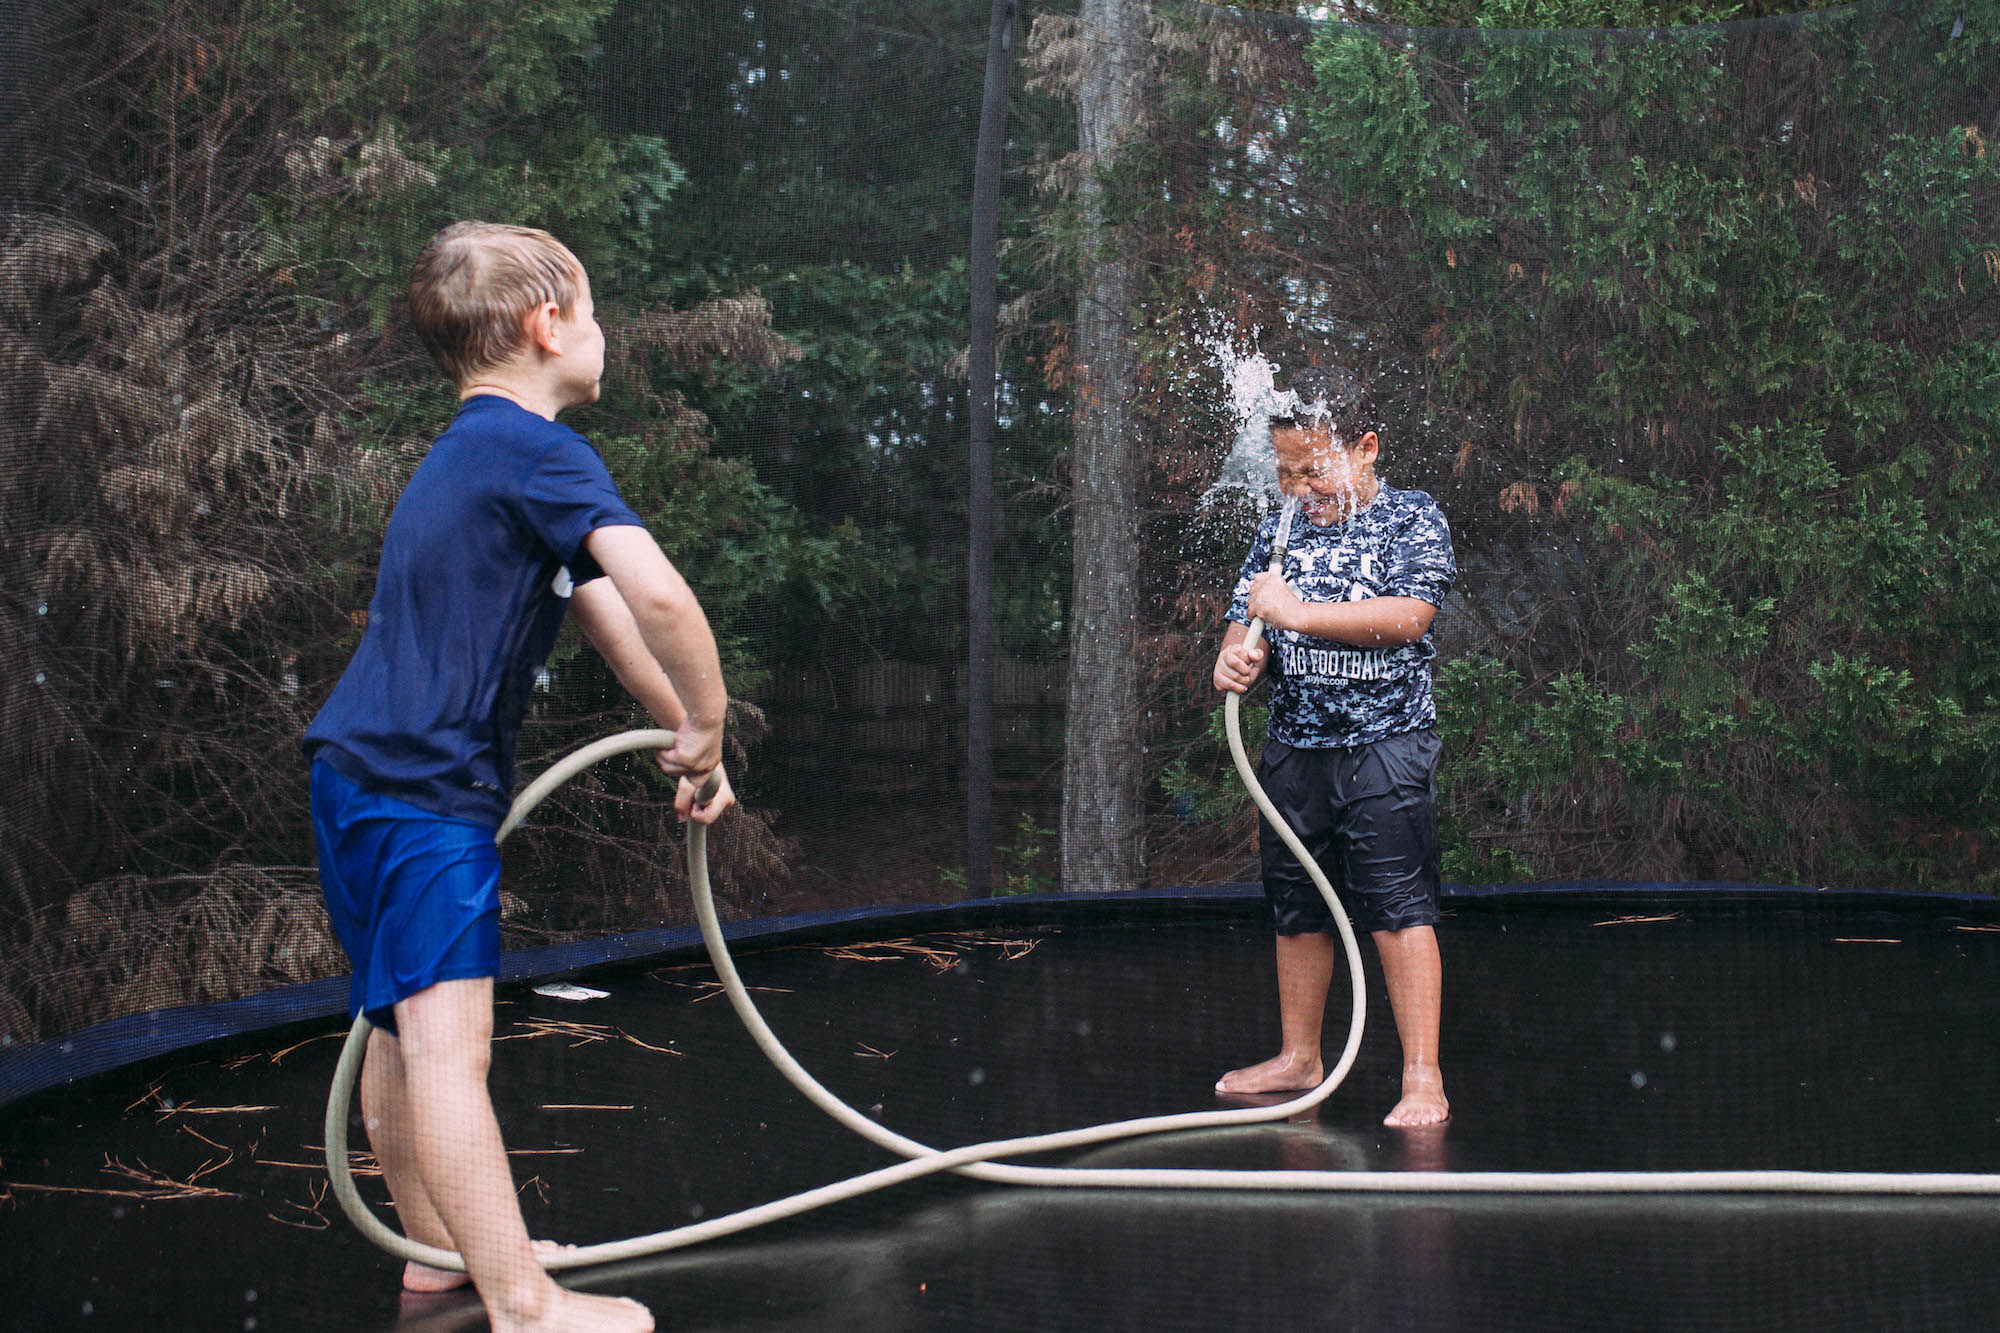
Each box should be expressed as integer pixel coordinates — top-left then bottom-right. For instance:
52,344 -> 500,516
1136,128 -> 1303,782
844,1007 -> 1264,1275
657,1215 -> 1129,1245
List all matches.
322,506 -> 2000,1276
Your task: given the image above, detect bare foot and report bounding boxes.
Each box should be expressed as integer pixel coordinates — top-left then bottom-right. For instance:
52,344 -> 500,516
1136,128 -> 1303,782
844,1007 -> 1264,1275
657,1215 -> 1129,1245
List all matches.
1383,1065 -> 1449,1128
403,1240 -> 580,1293
495,1288 -> 654,1333
1215,1051 -> 1324,1096
402,1260 -> 468,1295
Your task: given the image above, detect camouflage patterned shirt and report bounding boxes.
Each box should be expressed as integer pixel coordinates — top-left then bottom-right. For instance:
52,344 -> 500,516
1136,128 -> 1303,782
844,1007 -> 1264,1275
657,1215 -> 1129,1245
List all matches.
1227,484 -> 1456,748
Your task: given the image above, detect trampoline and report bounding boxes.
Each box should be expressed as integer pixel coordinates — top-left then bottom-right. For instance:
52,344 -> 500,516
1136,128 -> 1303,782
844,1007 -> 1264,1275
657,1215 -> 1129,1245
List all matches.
6,882 -> 2000,1330
7,0 -> 2000,1327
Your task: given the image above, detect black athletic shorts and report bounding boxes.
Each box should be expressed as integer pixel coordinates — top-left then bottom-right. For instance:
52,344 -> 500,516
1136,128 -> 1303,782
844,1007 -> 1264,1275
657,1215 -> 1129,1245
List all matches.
1257,728 -> 1442,935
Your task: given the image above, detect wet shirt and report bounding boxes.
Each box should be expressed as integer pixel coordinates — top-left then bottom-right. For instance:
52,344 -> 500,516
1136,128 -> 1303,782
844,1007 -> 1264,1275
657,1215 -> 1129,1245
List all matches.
1227,484 -> 1455,748
305,395 -> 644,826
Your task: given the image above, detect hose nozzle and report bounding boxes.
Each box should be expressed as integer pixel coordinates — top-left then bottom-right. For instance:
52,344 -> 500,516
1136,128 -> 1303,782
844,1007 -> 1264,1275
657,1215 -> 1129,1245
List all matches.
1244,495 -> 1300,655
1272,494 -> 1300,566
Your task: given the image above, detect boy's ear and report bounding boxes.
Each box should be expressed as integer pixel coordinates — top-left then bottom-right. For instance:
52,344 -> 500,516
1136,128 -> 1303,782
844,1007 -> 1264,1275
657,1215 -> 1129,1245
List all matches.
522,301 -> 564,357
1353,430 -> 1380,462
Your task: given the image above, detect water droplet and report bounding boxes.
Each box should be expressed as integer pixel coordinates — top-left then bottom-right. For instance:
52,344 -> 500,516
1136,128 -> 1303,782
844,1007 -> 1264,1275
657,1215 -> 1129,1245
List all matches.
969,1067 -> 987,1087
1660,1033 -> 1677,1053
1629,1071 -> 1648,1089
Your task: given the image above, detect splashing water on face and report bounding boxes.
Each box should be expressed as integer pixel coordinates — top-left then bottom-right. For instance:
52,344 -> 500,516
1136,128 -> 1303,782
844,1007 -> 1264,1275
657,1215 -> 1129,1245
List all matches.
1197,337 -> 1338,516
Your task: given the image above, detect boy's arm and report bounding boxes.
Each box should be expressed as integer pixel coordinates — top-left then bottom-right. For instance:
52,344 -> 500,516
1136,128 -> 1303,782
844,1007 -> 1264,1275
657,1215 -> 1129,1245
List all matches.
571,576 -> 735,824
1244,572 -> 1436,647
581,524 -> 729,777
569,577 -> 687,729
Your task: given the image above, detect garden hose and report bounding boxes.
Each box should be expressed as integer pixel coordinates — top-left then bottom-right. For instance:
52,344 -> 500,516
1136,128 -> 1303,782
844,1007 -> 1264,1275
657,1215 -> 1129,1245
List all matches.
323,505 -> 2000,1276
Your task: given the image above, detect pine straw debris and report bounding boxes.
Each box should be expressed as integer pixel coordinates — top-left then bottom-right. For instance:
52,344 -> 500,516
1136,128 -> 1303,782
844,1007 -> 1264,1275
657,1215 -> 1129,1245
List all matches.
538,1104 -> 636,1112
222,1031 -> 346,1070
1592,913 -> 1684,927
815,931 -> 1043,972
122,1078 -> 279,1120
649,976 -> 796,1004
2,1143 -> 332,1229
1,1153 -> 236,1202
645,929 -> 1047,995
494,1017 -> 679,1055
257,1149 -> 379,1177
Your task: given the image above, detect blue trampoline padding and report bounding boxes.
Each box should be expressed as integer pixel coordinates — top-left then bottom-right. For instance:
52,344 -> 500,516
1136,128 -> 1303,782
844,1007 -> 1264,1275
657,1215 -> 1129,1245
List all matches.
0,885 -> 1252,1105
5,879 -> 1995,1107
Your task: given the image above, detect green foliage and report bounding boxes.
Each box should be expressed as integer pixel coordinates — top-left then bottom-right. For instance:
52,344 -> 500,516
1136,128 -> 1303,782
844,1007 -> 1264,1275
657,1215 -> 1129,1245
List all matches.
1160,700 -> 1269,824
583,433 -> 847,695
1291,0 -> 2000,886
939,812 -> 1060,897
248,0 -> 673,324
999,812 -> 1061,896
252,0 -> 1060,748
1126,0 -> 1999,889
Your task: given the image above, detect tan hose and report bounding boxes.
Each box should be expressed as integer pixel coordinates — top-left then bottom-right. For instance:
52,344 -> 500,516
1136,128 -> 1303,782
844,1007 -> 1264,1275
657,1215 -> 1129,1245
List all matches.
324,558 -> 2000,1272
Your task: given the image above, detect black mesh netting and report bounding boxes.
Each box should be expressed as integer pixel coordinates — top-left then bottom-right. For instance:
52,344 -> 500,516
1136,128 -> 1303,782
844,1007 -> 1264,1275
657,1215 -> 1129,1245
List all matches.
1,0 -> 1995,1055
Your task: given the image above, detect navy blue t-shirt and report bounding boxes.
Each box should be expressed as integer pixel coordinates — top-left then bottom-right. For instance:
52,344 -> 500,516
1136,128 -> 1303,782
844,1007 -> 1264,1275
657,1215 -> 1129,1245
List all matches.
305,396 -> 645,826
1227,484 -> 1456,748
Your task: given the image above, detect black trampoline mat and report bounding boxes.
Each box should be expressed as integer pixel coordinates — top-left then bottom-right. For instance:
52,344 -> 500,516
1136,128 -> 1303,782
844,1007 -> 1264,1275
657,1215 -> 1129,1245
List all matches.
4,890 -> 2000,1330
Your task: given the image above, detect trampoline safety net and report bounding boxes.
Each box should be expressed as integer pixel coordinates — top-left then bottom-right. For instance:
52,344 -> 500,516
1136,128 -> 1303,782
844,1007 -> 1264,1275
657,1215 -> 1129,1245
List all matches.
1,0 -> 1998,1324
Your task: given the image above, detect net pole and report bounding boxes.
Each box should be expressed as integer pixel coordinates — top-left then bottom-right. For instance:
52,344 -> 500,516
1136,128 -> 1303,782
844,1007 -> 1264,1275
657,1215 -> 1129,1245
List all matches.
965,0 -> 1017,897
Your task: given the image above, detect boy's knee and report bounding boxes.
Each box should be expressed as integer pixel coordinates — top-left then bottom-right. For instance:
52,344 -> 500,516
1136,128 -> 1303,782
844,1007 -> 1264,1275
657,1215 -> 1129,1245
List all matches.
1371,922 -> 1440,955
400,1029 -> 494,1087
392,978 -> 497,1074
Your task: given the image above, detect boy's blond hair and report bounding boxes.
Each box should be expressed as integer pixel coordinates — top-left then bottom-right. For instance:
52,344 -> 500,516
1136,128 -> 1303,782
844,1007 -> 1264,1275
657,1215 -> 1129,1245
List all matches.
408,222 -> 585,383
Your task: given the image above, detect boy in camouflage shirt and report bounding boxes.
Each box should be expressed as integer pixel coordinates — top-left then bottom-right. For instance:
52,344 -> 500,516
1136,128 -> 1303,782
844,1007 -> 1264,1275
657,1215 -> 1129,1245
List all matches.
1213,366 -> 1456,1127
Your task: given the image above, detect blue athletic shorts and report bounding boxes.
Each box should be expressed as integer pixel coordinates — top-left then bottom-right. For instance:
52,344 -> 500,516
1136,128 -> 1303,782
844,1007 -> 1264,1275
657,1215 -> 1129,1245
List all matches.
1257,728 -> 1442,935
309,759 -> 502,1032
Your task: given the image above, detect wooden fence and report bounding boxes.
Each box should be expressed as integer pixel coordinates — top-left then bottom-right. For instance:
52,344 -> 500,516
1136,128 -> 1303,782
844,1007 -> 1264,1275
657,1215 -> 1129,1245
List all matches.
758,658 -> 1065,794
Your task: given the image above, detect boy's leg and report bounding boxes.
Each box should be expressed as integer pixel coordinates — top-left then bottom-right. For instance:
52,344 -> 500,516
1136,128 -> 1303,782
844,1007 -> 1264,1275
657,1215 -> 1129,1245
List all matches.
1216,930 -> 1340,1094
1221,743 -> 1342,1096
1372,924 -> 1448,1127
1341,730 -> 1448,1127
393,977 -> 652,1332
358,1026 -> 466,1292
361,1035 -> 583,1295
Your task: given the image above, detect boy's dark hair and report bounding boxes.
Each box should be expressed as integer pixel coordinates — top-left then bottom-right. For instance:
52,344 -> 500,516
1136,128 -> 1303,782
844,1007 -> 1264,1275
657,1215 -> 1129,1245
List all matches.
1271,365 -> 1376,444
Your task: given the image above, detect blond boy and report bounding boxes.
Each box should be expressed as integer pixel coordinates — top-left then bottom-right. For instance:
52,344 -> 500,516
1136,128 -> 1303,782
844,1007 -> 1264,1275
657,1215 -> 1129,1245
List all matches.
306,221 -> 731,1330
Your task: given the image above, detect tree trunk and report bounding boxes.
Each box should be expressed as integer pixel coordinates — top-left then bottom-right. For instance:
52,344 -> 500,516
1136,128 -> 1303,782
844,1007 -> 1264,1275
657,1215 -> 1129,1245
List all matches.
1062,0 -> 1148,893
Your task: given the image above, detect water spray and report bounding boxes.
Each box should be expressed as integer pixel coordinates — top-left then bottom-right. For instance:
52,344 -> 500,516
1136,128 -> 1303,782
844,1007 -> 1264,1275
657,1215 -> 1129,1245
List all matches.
1198,341 -> 1338,516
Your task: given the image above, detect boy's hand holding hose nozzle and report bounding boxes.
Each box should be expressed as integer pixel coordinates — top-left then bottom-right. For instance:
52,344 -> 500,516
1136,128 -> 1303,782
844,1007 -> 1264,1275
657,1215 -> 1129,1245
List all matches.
1248,494 -> 1300,645
1213,495 -> 1298,695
